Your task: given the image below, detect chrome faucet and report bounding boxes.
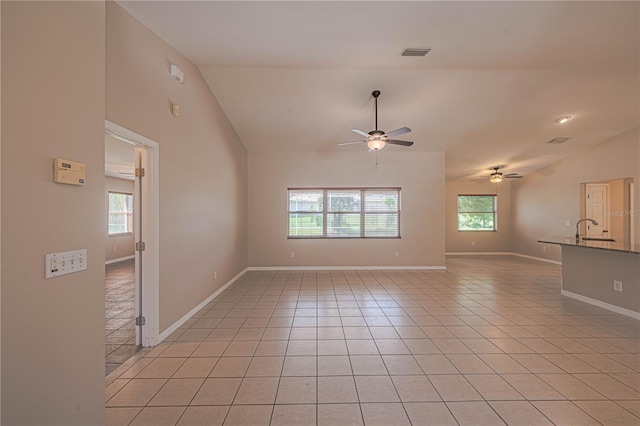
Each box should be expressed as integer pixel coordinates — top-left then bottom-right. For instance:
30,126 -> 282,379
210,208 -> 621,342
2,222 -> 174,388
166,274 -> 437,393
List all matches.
575,218 -> 598,241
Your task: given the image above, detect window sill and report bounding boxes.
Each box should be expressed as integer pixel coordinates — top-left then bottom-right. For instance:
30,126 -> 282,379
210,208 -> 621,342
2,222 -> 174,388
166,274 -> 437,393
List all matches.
109,232 -> 133,237
287,236 -> 402,239
457,230 -> 497,232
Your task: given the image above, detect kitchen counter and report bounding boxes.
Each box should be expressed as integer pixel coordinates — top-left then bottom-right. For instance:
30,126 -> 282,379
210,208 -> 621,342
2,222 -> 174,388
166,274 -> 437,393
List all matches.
538,236 -> 640,255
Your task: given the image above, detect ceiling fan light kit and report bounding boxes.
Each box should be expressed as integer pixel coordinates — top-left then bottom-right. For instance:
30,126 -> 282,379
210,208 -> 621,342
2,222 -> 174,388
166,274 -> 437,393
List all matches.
487,166 -> 523,183
338,90 -> 414,151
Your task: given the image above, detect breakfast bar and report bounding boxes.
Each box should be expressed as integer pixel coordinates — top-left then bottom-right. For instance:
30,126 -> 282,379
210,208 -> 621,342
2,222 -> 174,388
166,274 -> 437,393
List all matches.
538,237 -> 640,319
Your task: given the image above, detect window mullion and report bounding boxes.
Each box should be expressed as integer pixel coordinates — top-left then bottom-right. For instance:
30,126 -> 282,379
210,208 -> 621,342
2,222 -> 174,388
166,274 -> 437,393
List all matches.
360,189 -> 365,238
322,190 -> 327,238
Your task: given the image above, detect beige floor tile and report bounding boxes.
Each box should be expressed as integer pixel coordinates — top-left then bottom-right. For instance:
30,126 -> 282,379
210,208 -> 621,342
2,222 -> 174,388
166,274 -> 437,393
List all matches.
261,327 -> 291,340
343,327 -> 372,339
478,353 -> 528,373
501,374 -> 565,400
432,339 -> 473,354
173,357 -> 218,378
414,354 -> 458,374
224,405 -> 273,426
286,340 -> 317,355
532,401 -> 600,426
271,404 -> 316,426
573,373 -> 640,399
136,357 -> 185,378
610,373 -> 640,392
289,327 -> 317,340
346,339 -> 379,355
538,373 -> 606,400
447,354 -> 493,374
317,326 -> 345,339
375,339 -> 410,354
575,353 -> 636,373
223,340 -> 259,356
489,401 -> 553,425
177,405 -> 229,425
118,358 -> 154,379
149,378 -> 204,406
317,403 -> 363,426
459,338 -> 503,354
191,341 -> 229,357
105,379 -> 130,402
246,356 -> 284,377
177,329 -> 212,342
350,354 -> 388,375
360,403 -> 411,426
205,329 -> 238,341
428,375 -> 482,401
464,374 -> 523,400
318,339 -> 348,355
107,378 -> 167,406
616,400 -> 640,417
282,356 -> 316,376
317,376 -> 358,403
129,406 -> 186,426
234,327 -> 265,340
233,377 -> 279,404
209,356 -> 251,377
254,340 -> 288,356
318,355 -> 352,375
403,339 -> 441,354
381,354 -> 423,375
519,338 -> 565,354
541,353 -> 599,373
510,353 -> 565,373
105,407 -> 142,426
355,375 -> 400,402
404,402 -> 457,425
446,401 -> 506,426
369,327 -> 400,339
191,377 -> 241,405
276,376 -> 316,404
158,342 -> 200,358
574,400 -> 640,425
317,317 -> 342,327
391,375 -> 441,402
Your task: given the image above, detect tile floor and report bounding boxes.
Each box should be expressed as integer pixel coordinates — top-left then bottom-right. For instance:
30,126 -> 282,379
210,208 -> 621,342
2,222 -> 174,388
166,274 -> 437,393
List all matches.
105,255 -> 640,425
106,259 -> 141,376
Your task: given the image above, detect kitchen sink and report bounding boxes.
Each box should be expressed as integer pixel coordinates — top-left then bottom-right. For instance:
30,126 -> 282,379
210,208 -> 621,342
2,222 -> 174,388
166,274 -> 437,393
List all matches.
582,237 -> 616,242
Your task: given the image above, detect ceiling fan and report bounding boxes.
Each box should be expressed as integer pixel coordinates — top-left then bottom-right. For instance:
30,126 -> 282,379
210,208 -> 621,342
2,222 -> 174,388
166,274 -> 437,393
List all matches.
486,166 -> 523,183
338,90 -> 414,151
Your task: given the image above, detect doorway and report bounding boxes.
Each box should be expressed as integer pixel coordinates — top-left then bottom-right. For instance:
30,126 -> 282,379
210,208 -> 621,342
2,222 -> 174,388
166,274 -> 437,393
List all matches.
585,183 -> 610,238
105,121 -> 159,354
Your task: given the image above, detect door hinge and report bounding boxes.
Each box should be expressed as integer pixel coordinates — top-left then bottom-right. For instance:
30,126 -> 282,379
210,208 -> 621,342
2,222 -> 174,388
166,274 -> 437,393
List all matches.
135,316 -> 146,326
135,167 -> 145,177
136,241 -> 146,251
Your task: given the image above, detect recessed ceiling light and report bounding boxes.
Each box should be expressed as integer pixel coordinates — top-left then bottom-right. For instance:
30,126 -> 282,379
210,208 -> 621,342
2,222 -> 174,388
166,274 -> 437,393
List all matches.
401,47 -> 431,57
555,116 -> 572,124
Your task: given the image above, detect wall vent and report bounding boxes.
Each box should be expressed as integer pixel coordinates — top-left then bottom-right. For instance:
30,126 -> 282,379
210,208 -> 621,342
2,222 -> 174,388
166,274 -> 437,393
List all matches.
402,47 -> 431,57
548,137 -> 570,144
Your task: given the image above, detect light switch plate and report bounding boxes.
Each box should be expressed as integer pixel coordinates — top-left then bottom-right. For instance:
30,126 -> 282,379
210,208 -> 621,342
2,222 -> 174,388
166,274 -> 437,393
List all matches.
45,249 -> 87,278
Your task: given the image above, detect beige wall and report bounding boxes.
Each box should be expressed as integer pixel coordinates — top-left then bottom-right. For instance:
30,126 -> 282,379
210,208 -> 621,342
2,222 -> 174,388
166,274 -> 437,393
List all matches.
248,150 -> 446,267
446,180 -> 512,253
1,2 -> 106,424
105,176 -> 135,261
106,2 -> 248,331
511,127 -> 640,262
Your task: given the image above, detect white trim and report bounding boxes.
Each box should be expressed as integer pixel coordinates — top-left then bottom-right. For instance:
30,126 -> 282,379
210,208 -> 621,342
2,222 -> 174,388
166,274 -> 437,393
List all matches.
105,120 -> 160,347
561,290 -> 640,320
158,268 -> 249,342
247,266 -> 447,271
445,251 -> 562,266
509,252 -> 562,265
105,255 -> 135,265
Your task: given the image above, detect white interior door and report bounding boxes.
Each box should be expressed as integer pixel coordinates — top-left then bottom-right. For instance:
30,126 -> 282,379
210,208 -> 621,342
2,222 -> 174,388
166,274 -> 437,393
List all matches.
585,183 -> 610,237
134,147 -> 143,345
630,182 -> 635,242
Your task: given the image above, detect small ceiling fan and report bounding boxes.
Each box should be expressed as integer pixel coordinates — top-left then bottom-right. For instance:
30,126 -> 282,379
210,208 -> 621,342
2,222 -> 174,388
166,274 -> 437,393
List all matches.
486,166 -> 523,183
338,90 -> 414,151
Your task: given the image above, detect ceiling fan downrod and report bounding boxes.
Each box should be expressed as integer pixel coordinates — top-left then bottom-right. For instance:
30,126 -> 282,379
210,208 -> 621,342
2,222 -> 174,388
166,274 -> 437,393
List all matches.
372,90 -> 380,131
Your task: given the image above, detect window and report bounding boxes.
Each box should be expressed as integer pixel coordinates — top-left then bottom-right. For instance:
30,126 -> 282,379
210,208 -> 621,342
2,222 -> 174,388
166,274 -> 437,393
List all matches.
108,192 -> 133,235
457,195 -> 497,231
288,188 -> 400,238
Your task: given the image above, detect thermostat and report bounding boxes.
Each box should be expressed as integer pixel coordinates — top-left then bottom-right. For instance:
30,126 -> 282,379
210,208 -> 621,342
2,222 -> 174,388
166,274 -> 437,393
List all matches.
54,158 -> 85,185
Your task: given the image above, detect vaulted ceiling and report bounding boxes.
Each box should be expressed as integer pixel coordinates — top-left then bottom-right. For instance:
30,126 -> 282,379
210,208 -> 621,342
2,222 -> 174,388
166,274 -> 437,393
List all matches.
118,1 -> 639,180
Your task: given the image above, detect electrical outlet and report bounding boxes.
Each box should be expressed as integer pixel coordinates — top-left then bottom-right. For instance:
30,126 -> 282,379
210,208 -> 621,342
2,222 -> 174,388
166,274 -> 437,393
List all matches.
290,251 -> 295,258
542,246 -> 547,251
214,271 -> 217,280
613,280 -> 623,292
113,246 -> 117,252
45,249 -> 87,279
471,241 -> 476,246
565,220 -> 571,226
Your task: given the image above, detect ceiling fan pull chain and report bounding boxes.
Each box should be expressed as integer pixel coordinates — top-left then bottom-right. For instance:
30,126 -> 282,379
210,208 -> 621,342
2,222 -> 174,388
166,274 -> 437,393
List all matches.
375,151 -> 379,170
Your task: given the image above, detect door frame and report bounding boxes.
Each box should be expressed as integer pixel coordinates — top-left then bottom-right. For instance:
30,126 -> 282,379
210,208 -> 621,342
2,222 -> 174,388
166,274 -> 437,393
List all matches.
105,120 -> 159,347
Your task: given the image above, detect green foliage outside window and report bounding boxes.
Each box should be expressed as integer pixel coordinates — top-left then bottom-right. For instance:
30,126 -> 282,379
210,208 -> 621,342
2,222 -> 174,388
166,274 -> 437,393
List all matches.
457,195 -> 496,231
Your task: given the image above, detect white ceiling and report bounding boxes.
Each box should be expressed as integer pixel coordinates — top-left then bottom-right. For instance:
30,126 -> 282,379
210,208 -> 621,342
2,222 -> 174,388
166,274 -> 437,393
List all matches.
118,1 -> 639,180
105,133 -> 135,180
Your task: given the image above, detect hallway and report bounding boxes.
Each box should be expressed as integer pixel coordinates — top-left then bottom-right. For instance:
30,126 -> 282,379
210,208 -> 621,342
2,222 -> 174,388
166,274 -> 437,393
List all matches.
105,259 -> 141,376
105,256 -> 639,425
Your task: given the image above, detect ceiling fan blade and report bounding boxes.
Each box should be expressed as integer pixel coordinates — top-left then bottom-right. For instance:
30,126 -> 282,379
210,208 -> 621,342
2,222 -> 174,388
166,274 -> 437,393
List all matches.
337,140 -> 366,146
504,173 -> 519,177
385,127 -> 411,138
505,175 -> 523,178
386,139 -> 414,147
351,128 -> 371,138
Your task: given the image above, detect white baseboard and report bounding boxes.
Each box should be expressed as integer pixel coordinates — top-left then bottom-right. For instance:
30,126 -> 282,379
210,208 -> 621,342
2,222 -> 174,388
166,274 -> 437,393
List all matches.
105,255 -> 135,265
247,266 -> 447,271
158,267 -> 249,342
445,251 -> 562,266
561,290 -> 640,320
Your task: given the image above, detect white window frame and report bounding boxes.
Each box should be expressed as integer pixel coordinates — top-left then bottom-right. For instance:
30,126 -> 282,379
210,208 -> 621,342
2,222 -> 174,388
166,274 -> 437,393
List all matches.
457,194 -> 498,232
288,188 -> 401,239
108,191 -> 133,236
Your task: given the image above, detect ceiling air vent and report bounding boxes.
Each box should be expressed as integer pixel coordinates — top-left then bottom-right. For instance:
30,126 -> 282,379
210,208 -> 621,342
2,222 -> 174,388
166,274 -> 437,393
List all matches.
402,47 -> 431,57
548,137 -> 570,144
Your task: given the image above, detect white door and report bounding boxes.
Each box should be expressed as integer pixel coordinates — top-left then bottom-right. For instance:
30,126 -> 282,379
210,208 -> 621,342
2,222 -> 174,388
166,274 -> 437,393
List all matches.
585,183 -> 610,237
134,147 -> 143,345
